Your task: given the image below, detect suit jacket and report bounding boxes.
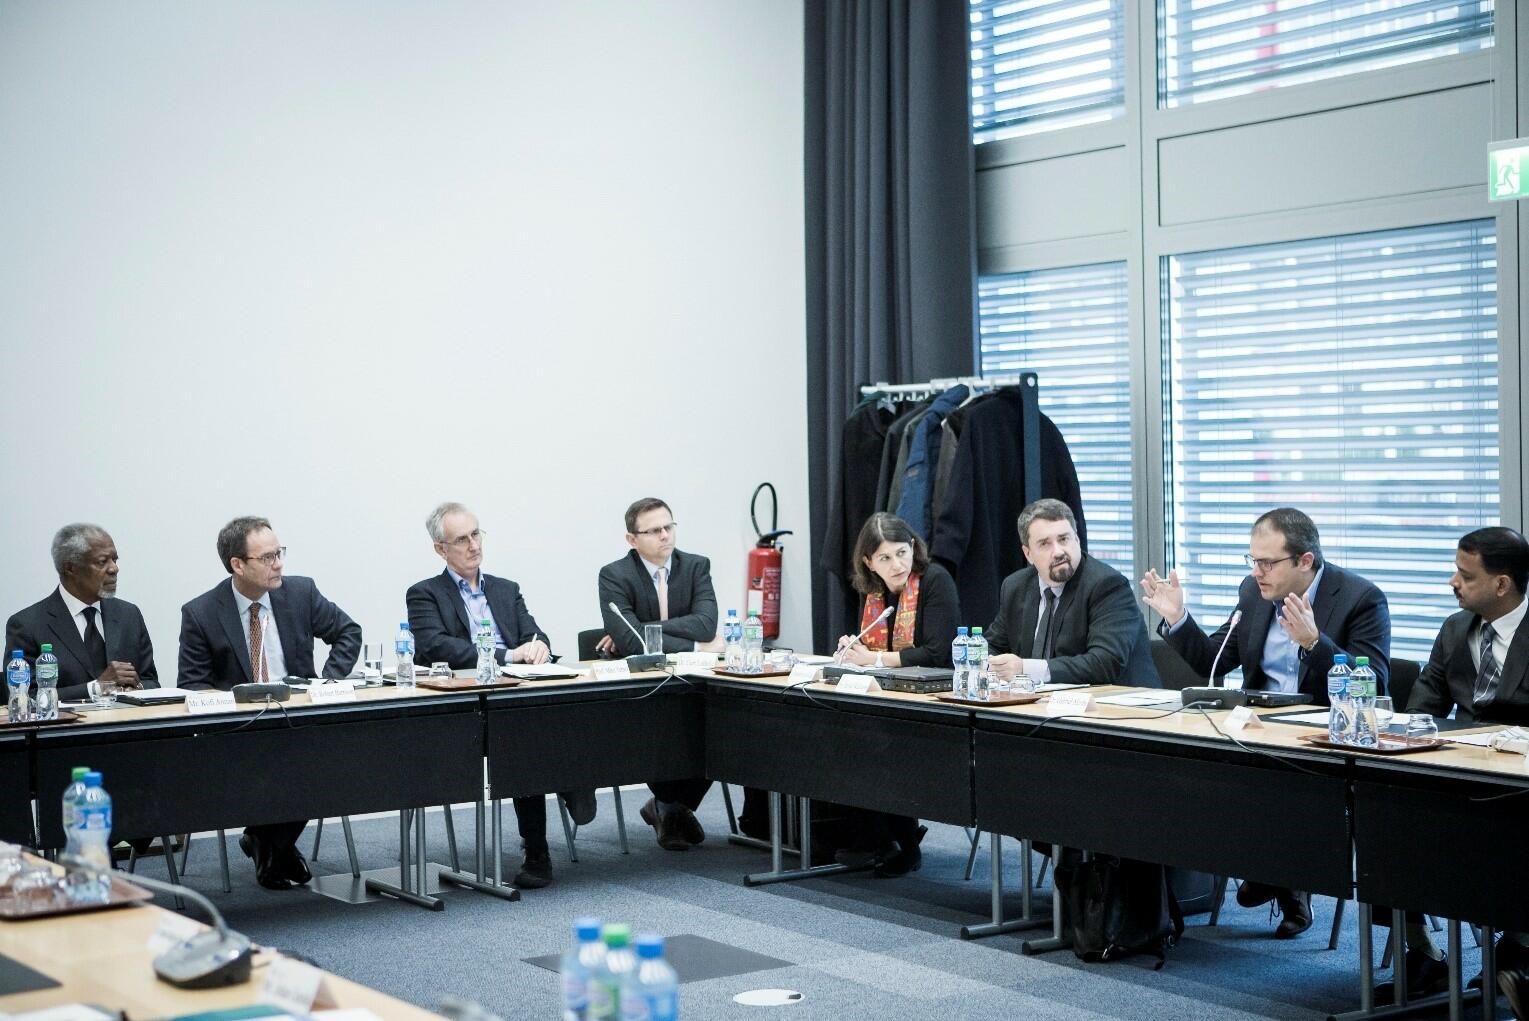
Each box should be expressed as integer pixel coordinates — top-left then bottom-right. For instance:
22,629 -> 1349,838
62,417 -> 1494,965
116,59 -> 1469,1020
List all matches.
1408,607 -> 1529,725
4,590 -> 159,701
406,570 -> 550,670
985,554 -> 1160,687
1163,563 -> 1391,704
598,549 -> 718,657
176,576 -> 361,690
858,562 -> 962,669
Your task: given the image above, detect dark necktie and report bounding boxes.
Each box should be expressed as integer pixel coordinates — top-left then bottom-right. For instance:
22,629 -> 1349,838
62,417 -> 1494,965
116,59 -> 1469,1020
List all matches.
1473,622 -> 1500,708
248,603 -> 269,683
81,606 -> 108,677
1039,588 -> 1059,660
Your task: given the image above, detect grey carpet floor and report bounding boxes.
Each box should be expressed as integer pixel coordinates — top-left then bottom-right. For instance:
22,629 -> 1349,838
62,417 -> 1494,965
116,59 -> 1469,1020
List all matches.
136,790 -> 1494,1020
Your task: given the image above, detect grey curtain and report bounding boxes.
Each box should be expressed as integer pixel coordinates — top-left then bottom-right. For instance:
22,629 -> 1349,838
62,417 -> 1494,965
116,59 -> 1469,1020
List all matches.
804,0 -> 977,650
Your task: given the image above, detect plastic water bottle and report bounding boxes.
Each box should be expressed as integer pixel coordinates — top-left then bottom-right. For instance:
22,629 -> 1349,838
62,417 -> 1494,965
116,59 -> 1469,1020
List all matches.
620,933 -> 679,1021
589,924 -> 636,1020
724,610 -> 742,670
475,619 -> 496,685
1350,656 -> 1378,748
951,627 -> 970,698
395,623 -> 416,689
6,651 -> 31,723
1326,654 -> 1352,744
61,766 -> 91,858
70,771 -> 112,903
561,916 -> 605,1021
35,644 -> 59,720
742,611 -> 764,674
969,627 -> 990,701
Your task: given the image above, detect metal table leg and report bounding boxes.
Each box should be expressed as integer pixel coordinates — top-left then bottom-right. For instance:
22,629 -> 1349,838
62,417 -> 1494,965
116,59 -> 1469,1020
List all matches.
1021,848 -> 1071,955
962,835 -> 1051,939
365,808 -> 443,910
745,793 -> 866,886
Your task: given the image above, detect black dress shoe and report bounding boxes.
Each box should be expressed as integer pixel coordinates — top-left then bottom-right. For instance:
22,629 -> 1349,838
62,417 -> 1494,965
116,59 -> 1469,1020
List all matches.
1475,937 -> 1529,992
563,789 -> 598,826
676,806 -> 705,846
737,813 -> 770,842
639,798 -> 690,851
1236,879 -> 1279,909
1274,890 -> 1313,939
280,845 -> 312,886
513,849 -> 553,889
242,835 -> 293,891
1499,968 -> 1529,1021
1374,947 -> 1449,1004
833,846 -> 887,869
874,825 -> 926,878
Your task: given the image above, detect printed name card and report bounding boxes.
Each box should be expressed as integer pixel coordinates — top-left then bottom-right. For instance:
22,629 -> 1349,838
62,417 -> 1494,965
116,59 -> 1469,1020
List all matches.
308,681 -> 357,705
1225,705 -> 1264,733
592,661 -> 632,682
262,956 -> 338,1013
787,664 -> 821,686
1044,689 -> 1095,718
673,652 -> 719,669
185,691 -> 236,715
146,912 -> 203,953
835,674 -> 882,695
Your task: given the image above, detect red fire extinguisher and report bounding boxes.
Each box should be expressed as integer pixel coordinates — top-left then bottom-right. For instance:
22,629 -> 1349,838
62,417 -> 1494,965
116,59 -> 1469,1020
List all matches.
746,482 -> 792,640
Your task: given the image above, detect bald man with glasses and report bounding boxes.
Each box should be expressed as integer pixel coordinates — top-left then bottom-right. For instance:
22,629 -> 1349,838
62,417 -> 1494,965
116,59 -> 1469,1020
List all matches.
1141,506 -> 1391,939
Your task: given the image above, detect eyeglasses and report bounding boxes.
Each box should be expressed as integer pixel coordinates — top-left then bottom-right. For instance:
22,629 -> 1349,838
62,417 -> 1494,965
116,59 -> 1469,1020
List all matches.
442,529 -> 485,550
1243,553 -> 1297,573
242,547 -> 287,567
633,522 -> 678,539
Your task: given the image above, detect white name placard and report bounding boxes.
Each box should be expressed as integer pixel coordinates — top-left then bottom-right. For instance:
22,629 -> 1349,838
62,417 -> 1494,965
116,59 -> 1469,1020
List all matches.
1044,689 -> 1095,718
262,956 -> 337,1013
185,691 -> 236,715
308,682 -> 357,705
592,661 -> 632,682
787,664 -> 821,686
1225,705 -> 1264,733
836,675 -> 882,695
146,912 -> 203,954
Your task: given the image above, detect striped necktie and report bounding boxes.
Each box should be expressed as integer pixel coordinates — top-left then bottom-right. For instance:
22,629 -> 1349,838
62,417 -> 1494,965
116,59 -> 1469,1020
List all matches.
1473,622 -> 1499,709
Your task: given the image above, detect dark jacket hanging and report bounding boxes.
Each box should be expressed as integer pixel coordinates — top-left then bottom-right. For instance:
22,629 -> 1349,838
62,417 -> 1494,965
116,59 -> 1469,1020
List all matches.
821,399 -> 899,643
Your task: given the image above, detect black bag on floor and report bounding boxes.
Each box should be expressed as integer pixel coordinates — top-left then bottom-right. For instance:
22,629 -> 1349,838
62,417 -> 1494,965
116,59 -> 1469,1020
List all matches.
1054,851 -> 1185,968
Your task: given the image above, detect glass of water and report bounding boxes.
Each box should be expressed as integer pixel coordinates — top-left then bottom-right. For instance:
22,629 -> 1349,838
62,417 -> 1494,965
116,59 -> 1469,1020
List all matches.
1406,713 -> 1440,741
429,662 -> 452,680
1012,672 -> 1036,695
643,624 -> 664,658
87,678 -> 118,709
1373,696 -> 1394,732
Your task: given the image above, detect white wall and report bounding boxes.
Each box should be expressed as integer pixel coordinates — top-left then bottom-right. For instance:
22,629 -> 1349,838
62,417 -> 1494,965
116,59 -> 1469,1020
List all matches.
0,1 -> 809,679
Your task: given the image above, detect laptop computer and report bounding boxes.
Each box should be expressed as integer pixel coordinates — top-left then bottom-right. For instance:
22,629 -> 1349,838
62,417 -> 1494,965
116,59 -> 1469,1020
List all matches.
820,665 -> 954,694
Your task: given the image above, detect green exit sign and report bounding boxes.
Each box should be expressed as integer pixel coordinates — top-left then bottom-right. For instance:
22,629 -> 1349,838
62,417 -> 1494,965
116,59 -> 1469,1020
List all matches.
1489,139 -> 1529,201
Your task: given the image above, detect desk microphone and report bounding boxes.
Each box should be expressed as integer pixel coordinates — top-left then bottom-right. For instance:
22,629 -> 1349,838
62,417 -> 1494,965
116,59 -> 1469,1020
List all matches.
1180,610 -> 1244,709
835,606 -> 894,664
1209,610 -> 1242,688
607,601 -> 665,671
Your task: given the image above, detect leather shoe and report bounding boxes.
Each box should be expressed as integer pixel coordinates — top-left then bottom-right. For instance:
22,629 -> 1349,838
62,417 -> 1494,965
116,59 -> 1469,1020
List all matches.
874,825 -> 926,878
737,813 -> 770,842
1274,889 -> 1313,939
1474,936 -> 1529,993
675,806 -> 705,846
833,847 -> 886,869
639,798 -> 690,851
1374,947 -> 1449,1004
1236,879 -> 1279,909
279,845 -> 312,886
1499,968 -> 1529,1021
562,789 -> 598,827
513,848 -> 553,889
241,833 -> 292,891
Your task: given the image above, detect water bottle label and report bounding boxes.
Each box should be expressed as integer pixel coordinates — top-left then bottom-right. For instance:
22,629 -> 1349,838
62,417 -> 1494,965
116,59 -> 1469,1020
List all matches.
562,974 -> 589,1011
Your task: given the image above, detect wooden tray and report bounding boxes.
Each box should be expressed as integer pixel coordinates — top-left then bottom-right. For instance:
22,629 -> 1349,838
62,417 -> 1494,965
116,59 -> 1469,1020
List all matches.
416,677 -> 522,691
0,874 -> 153,921
0,710 -> 83,730
1298,733 -> 1450,755
935,692 -> 1045,707
710,666 -> 796,679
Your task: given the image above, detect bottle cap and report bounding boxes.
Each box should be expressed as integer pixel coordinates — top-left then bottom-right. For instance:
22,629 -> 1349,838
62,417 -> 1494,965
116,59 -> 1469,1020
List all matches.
574,916 -> 602,941
956,627 -> 969,636
1332,654 -> 1348,665
71,767 -> 90,780
8,651 -> 20,660
1355,656 -> 1368,666
40,644 -> 51,653
84,771 -> 103,786
399,622 -> 410,630
972,627 -> 983,635
601,923 -> 631,948
636,933 -> 664,958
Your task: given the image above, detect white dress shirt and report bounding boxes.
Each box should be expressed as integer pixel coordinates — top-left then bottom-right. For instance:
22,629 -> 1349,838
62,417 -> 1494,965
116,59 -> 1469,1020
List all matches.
57,585 -> 104,645
231,580 -> 287,681
1472,595 -> 1528,672
1020,578 -> 1067,685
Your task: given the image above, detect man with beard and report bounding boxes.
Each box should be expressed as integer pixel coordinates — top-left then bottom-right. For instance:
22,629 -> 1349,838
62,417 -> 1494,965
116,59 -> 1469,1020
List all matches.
986,498 -> 1159,689
1141,505 -> 1390,939
5,523 -> 159,702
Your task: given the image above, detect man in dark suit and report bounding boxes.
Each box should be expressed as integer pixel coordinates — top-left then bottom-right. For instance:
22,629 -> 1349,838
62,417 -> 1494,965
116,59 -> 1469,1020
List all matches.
986,499 -> 1159,688
177,516 -> 361,890
6,523 -> 158,703
1399,526 -> 1529,1007
406,500 -> 583,890
598,497 -> 723,851
1141,506 -> 1392,939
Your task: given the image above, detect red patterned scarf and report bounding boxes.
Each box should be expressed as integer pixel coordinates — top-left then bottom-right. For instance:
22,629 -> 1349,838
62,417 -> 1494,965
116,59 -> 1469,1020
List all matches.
860,573 -> 921,652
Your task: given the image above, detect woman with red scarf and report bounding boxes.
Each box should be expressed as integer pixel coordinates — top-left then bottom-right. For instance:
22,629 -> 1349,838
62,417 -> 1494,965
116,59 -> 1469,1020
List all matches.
833,512 -> 960,875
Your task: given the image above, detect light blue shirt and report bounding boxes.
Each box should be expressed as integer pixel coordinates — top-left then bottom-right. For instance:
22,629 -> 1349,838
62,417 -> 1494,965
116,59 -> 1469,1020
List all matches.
1261,565 -> 1324,694
230,580 -> 287,680
448,568 -> 506,651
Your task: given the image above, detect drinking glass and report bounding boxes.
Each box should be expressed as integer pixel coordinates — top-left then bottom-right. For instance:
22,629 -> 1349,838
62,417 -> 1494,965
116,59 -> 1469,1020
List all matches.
429,662 -> 452,680
1373,696 -> 1394,732
643,625 -> 664,658
1405,713 -> 1440,741
1012,672 -> 1036,694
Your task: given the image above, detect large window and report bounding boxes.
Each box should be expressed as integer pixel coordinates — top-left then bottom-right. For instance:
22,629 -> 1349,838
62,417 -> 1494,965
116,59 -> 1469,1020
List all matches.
979,262 -> 1134,576
1159,0 -> 1494,108
970,0 -> 1127,143
1164,220 -> 1498,661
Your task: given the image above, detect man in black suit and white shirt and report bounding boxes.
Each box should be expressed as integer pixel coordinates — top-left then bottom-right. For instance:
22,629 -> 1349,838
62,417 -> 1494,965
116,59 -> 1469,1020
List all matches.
1141,506 -> 1392,939
598,497 -> 723,851
177,516 -> 361,890
6,523 -> 158,703
406,500 -> 581,890
1401,526 -> 1529,1012
985,499 -> 1159,688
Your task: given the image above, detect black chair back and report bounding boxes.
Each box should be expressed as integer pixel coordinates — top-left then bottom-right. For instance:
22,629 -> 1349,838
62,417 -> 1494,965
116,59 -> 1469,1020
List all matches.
577,628 -> 606,661
1388,656 -> 1420,708
1150,639 -> 1204,691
